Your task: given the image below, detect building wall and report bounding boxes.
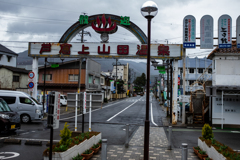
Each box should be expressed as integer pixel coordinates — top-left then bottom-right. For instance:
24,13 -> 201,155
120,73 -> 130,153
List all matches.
212,95 -> 240,125
0,68 -> 28,89
213,56 -> 240,86
123,63 -> 129,91
38,68 -> 86,84
0,68 -> 12,89
0,54 -> 17,67
85,59 -> 101,91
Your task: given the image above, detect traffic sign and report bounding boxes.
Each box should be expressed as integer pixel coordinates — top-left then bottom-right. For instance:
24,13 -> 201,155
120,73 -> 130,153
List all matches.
28,71 -> 35,79
28,82 -> 34,88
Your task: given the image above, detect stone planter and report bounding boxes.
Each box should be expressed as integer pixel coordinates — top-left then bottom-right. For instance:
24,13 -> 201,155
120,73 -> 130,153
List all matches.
198,138 -> 227,160
43,133 -> 102,160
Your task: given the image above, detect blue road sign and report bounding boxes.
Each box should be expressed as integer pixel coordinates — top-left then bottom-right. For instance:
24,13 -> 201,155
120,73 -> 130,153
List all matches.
28,82 -> 34,88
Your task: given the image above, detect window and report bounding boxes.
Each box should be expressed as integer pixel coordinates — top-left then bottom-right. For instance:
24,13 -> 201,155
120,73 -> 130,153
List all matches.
89,75 -> 93,83
208,69 -> 212,74
69,74 -> 78,81
213,60 -> 215,69
42,74 -> 52,81
95,77 -> 100,84
19,97 -> 33,105
13,75 -> 19,82
189,80 -> 195,85
7,56 -> 11,62
0,96 -> 16,104
189,69 -> 194,73
198,69 -> 203,73
100,78 -> 104,84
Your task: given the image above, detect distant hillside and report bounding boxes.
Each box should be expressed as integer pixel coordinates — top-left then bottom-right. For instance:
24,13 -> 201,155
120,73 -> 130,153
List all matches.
17,50 -> 160,82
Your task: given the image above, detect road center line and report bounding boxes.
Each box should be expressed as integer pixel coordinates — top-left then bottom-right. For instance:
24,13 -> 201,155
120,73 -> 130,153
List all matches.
106,97 -> 143,122
151,103 -> 158,126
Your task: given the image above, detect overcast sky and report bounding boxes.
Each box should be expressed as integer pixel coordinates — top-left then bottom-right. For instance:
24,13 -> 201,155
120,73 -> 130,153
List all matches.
0,0 -> 239,60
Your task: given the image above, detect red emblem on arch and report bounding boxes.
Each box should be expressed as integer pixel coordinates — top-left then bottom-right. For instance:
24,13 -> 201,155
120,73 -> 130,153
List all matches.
91,14 -> 117,33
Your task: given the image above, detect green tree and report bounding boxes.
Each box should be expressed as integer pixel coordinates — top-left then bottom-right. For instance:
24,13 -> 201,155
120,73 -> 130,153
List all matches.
133,73 -> 146,87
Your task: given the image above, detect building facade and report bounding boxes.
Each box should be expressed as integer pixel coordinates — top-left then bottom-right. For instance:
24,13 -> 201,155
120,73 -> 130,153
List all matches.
207,41 -> 240,127
0,44 -> 18,67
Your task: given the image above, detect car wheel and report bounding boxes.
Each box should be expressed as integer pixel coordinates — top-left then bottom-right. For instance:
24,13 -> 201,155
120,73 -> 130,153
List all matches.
60,103 -> 62,107
21,114 -> 31,123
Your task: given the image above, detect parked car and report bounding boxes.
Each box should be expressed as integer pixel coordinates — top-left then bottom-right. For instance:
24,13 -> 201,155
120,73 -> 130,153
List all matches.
140,92 -> 144,96
0,90 -> 43,123
60,95 -> 67,106
0,98 -> 21,132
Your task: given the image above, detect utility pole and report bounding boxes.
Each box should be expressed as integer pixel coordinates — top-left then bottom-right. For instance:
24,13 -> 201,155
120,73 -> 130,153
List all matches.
116,59 -> 118,99
167,60 -> 170,117
170,59 -> 173,124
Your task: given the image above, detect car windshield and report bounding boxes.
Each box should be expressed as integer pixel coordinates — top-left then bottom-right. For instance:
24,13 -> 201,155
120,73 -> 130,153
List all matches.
30,97 -> 41,105
64,96 -> 67,100
0,99 -> 11,112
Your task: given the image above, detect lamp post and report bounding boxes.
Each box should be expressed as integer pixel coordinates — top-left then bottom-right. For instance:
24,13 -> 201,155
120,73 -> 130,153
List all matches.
141,1 -> 158,160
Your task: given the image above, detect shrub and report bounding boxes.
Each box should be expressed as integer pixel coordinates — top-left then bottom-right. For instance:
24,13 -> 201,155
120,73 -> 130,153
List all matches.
194,146 -> 200,150
83,149 -> 92,154
72,153 -> 84,160
92,144 -> 99,149
199,150 -> 206,155
53,144 -> 68,152
59,122 -> 72,147
202,123 -> 213,140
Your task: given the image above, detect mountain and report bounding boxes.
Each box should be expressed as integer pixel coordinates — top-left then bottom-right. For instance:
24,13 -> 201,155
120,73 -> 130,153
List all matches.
17,50 -> 160,82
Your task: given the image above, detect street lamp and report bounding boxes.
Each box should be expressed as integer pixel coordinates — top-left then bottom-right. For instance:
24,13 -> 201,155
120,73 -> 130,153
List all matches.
141,1 -> 158,160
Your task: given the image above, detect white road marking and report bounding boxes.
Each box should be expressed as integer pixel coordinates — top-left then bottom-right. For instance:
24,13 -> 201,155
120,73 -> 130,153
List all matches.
151,103 -> 158,126
60,100 -> 123,120
106,97 -> 143,122
0,152 -> 20,159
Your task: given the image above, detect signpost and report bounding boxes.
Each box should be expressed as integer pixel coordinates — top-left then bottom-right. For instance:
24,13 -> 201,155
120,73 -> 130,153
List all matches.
236,16 -> 240,48
28,71 -> 35,92
218,14 -> 232,48
200,15 -> 214,49
183,15 -> 196,48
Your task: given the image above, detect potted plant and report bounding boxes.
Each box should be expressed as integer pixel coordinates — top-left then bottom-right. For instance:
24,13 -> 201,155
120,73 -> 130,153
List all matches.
81,149 -> 94,160
98,139 -> 102,149
193,146 -> 201,154
72,153 -> 85,160
90,143 -> 100,154
198,150 -> 208,160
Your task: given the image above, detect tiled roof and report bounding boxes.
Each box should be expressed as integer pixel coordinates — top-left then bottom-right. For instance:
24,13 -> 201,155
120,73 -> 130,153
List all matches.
0,44 -> 18,56
207,41 -> 240,59
0,65 -> 29,74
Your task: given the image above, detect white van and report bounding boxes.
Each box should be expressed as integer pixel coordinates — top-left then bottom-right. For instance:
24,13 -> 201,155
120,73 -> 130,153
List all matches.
0,90 -> 43,123
60,95 -> 67,106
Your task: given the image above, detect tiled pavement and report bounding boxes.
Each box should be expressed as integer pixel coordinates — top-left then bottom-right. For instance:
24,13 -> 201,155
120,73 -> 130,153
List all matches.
92,126 -> 199,160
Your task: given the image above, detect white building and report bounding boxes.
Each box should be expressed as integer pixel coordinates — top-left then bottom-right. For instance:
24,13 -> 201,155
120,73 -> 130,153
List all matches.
0,44 -> 18,67
207,41 -> 240,127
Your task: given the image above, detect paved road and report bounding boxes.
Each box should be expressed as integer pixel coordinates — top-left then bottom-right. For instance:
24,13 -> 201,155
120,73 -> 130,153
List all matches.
0,95 -> 240,160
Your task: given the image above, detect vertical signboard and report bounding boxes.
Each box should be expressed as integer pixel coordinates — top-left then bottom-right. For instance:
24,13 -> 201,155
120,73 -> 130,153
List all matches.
110,81 -> 114,91
200,15 -> 214,49
218,14 -> 232,48
53,92 -> 60,129
237,16 -> 240,48
183,15 -> 196,48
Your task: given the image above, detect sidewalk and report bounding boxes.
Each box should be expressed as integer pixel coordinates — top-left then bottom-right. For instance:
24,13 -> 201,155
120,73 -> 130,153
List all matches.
92,126 -> 198,160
